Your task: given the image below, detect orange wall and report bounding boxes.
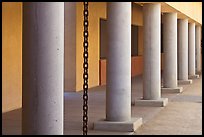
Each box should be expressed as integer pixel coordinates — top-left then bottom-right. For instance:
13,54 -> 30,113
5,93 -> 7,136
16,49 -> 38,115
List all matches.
2,2 -> 22,113
99,60 -> 106,85
131,56 -> 144,76
165,2 -> 202,25
76,2 -> 106,91
138,26 -> 144,55
75,2 -> 144,91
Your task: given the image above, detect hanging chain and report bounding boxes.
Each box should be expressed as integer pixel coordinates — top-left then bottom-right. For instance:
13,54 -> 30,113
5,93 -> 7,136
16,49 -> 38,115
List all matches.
83,2 -> 89,135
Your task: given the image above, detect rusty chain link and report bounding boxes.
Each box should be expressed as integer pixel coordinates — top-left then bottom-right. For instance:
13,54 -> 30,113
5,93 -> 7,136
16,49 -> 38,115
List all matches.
83,2 -> 89,135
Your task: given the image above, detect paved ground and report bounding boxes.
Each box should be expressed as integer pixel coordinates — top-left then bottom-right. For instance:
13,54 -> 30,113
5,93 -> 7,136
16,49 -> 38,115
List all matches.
134,75 -> 202,135
2,74 -> 202,135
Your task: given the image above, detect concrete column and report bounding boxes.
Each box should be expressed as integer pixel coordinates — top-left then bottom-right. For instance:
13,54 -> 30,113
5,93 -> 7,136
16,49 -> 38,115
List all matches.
143,3 -> 161,100
106,2 -> 131,121
135,3 -> 168,107
94,2 -> 142,132
195,25 -> 202,73
188,23 -> 199,79
177,19 -> 192,85
161,13 -> 183,93
22,2 -> 64,135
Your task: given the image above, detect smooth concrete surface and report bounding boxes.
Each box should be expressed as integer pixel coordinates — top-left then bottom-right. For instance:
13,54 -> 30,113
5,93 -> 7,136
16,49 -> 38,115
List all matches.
178,80 -> 193,85
143,3 -> 161,100
162,13 -> 178,88
195,25 -> 201,73
94,118 -> 142,132
189,74 -> 199,79
161,87 -> 183,93
2,74 -> 202,135
106,2 -> 132,121
134,98 -> 168,107
178,19 -> 189,81
188,23 -> 196,76
22,3 -> 64,135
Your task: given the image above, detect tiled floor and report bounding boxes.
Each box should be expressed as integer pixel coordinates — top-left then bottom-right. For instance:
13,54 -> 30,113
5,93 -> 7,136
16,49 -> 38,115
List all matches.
2,74 -> 202,135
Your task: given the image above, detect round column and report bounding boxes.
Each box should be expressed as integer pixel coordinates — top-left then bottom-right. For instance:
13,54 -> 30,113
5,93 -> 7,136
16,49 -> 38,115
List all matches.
178,19 -> 188,80
143,3 -> 161,100
188,23 -> 196,76
162,13 -> 178,88
106,2 -> 131,121
195,25 -> 201,73
22,2 -> 64,135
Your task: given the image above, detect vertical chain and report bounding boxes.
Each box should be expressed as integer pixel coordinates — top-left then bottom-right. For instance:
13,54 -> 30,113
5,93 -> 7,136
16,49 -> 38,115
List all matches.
83,2 -> 89,135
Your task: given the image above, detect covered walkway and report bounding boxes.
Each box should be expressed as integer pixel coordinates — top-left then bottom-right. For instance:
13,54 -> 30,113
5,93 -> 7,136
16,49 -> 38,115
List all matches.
2,74 -> 202,135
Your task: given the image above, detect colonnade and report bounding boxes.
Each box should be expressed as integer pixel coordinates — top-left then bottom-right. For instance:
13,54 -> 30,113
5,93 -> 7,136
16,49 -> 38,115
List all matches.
22,2 -> 202,134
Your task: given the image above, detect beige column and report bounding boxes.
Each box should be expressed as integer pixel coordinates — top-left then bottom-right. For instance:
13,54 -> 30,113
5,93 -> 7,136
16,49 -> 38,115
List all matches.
195,25 -> 202,74
135,3 -> 168,107
94,2 -> 142,132
22,2 -> 64,135
177,19 -> 192,85
188,23 -> 199,79
161,13 -> 183,93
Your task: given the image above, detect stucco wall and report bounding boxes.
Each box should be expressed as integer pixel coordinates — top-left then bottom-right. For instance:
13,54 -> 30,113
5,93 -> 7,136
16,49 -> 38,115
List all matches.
64,3 -> 77,92
75,2 -> 106,91
165,2 -> 202,25
75,2 -> 144,90
2,2 -> 22,113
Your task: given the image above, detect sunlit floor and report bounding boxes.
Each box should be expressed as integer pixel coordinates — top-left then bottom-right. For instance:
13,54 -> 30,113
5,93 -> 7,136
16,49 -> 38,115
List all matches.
2,74 -> 202,135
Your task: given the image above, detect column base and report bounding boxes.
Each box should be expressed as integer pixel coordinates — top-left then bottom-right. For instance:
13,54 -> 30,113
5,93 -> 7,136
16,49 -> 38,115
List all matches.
178,79 -> 193,85
188,74 -> 199,79
134,98 -> 168,107
161,87 -> 183,93
93,117 -> 142,132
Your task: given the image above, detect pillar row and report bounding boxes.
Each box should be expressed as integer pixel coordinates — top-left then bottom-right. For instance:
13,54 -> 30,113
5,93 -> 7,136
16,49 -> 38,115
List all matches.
134,3 -> 168,107
22,2 -> 64,135
177,19 -> 193,84
161,13 -> 184,93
